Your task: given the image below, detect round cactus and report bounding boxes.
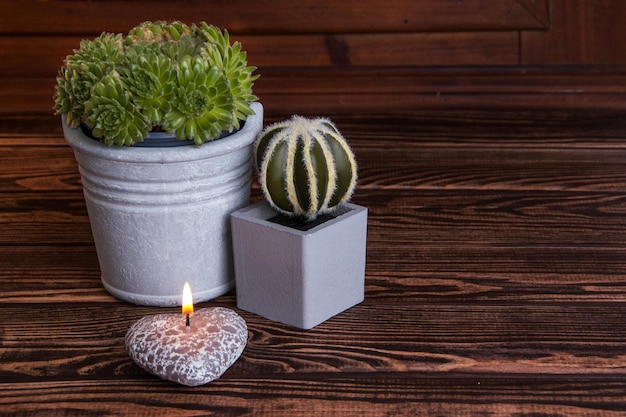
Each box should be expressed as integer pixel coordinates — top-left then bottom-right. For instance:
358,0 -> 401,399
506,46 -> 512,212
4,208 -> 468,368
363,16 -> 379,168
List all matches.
255,115 -> 357,221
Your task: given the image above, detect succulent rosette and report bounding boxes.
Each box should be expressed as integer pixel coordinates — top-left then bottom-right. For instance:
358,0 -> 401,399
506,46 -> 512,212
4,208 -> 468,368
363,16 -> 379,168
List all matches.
196,22 -> 259,129
54,21 -> 259,146
162,56 -> 234,145
84,74 -> 152,146
120,48 -> 175,125
55,33 -> 123,127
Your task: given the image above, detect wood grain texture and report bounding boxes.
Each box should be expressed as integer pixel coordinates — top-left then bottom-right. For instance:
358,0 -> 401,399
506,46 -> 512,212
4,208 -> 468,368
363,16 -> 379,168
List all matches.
522,0 -> 626,65
2,109 -> 626,415
0,32 -> 520,79
5,67 -> 626,118
2,0 -> 626,113
2,378 -> 624,417
2,1 -> 626,414
0,0 -> 548,35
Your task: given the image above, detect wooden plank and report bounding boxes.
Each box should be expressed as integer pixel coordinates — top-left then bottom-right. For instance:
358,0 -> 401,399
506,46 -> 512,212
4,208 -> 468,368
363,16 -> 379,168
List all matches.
258,92 -> 626,114
0,78 -> 58,116
0,32 -> 519,79
364,269 -> 626,304
0,148 -> 79,191
5,108 -> 626,143
337,110 -> 626,147
355,148 -> 626,191
1,378 -> 624,416
3,239 -> 626,305
243,32 -> 518,66
0,37 -> 70,77
1,303 -> 626,377
332,32 -> 518,66
254,67 -> 626,96
0,193 -> 92,245
0,0 -> 549,35
256,66 -> 626,113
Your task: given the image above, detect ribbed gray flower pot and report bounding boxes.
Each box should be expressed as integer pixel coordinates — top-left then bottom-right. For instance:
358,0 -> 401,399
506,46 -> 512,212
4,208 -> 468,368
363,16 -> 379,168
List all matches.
63,103 -> 263,306
231,200 -> 367,329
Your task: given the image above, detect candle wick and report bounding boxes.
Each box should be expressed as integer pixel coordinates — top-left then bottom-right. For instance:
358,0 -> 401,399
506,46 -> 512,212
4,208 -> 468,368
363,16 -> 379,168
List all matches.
185,313 -> 190,329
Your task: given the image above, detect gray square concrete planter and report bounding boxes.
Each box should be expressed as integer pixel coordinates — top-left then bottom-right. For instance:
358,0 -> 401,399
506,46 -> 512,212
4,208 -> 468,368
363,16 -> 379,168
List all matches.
231,200 -> 367,329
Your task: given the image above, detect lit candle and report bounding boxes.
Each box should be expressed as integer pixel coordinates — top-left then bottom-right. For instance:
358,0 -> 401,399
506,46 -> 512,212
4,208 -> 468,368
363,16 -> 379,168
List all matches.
182,282 -> 193,328
125,283 -> 248,386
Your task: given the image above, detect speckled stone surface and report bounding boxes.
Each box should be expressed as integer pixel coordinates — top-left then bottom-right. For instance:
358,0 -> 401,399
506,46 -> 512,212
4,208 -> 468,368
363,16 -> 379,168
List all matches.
125,307 -> 248,386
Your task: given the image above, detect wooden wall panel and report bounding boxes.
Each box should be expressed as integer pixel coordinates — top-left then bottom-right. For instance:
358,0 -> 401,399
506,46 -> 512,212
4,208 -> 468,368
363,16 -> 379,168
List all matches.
335,32 -> 518,66
240,33 -> 520,67
5,67 -> 626,116
1,0 -> 625,114
0,32 -> 520,79
0,0 -> 548,35
522,0 -> 626,65
253,67 -> 626,114
516,0 -> 550,27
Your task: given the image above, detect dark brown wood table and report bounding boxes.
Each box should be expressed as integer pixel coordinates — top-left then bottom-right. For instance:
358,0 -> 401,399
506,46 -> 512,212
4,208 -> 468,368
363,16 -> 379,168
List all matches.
2,109 -> 626,416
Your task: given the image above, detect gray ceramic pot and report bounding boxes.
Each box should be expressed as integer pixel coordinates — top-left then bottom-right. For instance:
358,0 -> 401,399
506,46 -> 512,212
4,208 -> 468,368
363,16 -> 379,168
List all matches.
231,200 -> 367,329
63,103 -> 263,306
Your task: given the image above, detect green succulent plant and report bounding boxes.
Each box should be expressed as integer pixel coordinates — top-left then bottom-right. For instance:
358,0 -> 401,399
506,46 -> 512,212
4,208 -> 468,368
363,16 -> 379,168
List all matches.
54,21 -> 258,146
162,55 -> 234,145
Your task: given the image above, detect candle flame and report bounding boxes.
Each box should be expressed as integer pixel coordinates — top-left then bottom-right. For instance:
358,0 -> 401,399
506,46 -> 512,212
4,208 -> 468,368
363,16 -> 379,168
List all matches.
182,282 -> 194,316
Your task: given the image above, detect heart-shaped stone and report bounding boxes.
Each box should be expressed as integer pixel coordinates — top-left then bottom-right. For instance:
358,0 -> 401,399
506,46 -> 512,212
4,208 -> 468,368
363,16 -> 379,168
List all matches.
125,307 -> 247,386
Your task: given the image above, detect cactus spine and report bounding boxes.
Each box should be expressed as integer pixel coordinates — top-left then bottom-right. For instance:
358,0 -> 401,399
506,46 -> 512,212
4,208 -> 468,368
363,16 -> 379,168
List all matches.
256,116 -> 357,221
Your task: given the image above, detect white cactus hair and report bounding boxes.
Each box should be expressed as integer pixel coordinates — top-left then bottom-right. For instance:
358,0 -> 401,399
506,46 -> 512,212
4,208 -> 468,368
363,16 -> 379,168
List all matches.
255,115 -> 357,221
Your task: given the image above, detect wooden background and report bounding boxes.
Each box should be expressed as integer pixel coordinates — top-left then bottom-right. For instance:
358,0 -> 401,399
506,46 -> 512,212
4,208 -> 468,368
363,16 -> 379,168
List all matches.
1,0 -> 626,117
3,1 -> 626,415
